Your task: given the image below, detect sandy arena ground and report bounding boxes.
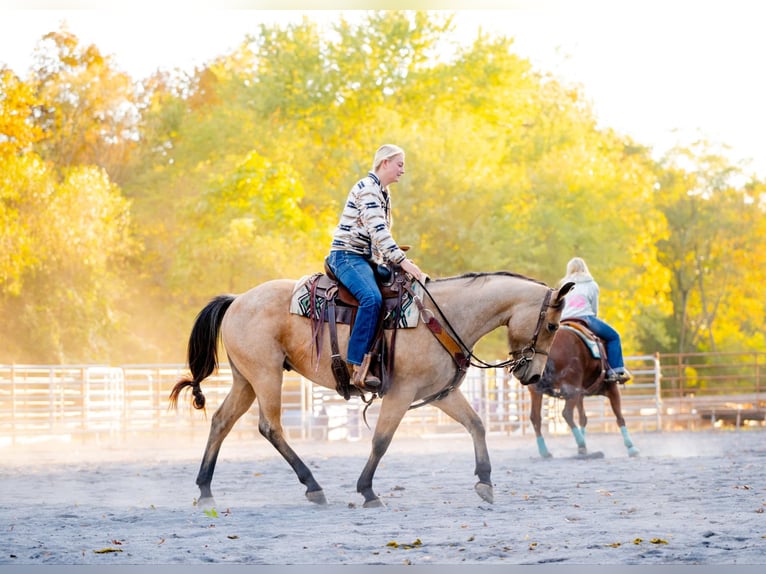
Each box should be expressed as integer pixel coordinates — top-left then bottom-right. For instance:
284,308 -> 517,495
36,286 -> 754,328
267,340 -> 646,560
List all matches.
0,427 -> 764,565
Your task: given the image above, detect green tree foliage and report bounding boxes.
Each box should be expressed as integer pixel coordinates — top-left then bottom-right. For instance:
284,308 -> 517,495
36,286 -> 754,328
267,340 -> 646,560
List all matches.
30,29 -> 140,184
0,68 -> 44,155
2,41 -> 138,363
1,12 -> 763,363
171,150 -> 324,297
1,69 -> 45,296
0,157 -> 136,362
656,142 -> 766,353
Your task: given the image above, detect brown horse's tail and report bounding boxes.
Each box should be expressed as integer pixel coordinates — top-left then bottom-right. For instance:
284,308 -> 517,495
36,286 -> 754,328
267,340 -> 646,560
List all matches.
169,294 -> 236,411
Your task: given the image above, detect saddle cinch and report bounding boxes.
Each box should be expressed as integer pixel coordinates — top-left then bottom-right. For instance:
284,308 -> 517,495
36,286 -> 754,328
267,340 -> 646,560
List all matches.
289,257 -> 422,401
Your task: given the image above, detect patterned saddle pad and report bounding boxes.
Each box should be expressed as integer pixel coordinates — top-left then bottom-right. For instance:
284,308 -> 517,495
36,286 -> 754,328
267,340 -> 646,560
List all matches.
289,273 -> 422,329
561,320 -> 602,359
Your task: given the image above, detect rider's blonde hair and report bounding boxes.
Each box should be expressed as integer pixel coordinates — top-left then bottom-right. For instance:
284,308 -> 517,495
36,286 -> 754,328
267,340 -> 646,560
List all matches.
372,144 -> 405,172
566,257 -> 589,276
562,257 -> 594,284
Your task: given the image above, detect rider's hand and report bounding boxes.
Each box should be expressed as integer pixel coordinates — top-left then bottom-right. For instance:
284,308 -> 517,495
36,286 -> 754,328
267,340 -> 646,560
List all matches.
401,258 -> 425,282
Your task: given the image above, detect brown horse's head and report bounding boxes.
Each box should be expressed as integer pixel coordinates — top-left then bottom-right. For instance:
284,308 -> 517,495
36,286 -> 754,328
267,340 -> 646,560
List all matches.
507,281 -> 575,385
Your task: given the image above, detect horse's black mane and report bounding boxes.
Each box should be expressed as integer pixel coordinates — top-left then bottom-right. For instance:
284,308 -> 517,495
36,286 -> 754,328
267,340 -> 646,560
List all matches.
430,270 -> 548,287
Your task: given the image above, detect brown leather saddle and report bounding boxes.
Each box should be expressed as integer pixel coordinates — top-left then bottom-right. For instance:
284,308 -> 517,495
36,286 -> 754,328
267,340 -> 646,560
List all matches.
306,258 -> 416,400
560,318 -> 612,391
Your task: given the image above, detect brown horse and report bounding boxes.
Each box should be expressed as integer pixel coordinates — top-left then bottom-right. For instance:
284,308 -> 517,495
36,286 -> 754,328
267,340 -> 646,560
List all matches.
170,271 -> 574,508
527,322 -> 640,458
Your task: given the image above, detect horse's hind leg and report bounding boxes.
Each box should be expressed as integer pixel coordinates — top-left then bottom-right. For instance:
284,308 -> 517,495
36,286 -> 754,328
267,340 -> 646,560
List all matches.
562,396 -> 587,455
605,383 -> 640,457
196,365 -> 256,505
254,371 -> 327,505
576,394 -> 587,434
432,390 -> 494,504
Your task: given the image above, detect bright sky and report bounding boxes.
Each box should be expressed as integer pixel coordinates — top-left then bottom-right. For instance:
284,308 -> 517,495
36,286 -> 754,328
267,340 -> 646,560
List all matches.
2,0 -> 766,178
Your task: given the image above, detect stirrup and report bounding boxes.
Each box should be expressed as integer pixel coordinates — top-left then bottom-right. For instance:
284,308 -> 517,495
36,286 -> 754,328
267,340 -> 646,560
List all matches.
352,353 -> 381,390
352,370 -> 381,391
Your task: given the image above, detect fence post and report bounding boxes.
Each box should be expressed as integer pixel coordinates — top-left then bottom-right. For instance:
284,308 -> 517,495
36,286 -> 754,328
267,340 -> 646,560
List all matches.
654,352 -> 663,430
10,364 -> 17,445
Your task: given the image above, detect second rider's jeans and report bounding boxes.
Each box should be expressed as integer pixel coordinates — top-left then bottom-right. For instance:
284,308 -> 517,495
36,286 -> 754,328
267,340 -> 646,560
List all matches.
581,315 -> 624,370
326,250 -> 382,366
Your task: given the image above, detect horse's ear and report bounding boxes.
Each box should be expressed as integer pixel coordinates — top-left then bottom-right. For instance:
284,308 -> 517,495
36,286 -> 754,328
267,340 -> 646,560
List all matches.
555,281 -> 575,305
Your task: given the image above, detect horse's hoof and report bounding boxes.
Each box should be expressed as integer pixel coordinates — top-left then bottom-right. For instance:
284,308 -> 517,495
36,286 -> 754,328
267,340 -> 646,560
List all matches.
306,489 -> 327,505
581,451 -> 604,459
628,447 -> 640,457
540,452 -> 553,459
577,447 -> 588,456
197,496 -> 217,511
363,497 -> 385,508
475,482 -> 494,504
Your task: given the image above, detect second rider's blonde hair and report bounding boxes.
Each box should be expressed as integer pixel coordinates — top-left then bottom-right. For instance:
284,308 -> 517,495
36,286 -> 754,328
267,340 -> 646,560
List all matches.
558,256 -> 592,287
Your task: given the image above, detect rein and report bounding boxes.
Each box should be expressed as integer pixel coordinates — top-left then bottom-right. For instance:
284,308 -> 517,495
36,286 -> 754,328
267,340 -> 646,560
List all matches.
403,278 -> 556,409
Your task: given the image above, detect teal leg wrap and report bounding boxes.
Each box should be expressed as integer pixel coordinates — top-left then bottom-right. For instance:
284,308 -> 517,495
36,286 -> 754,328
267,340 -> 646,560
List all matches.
620,425 -> 640,456
536,435 -> 552,458
571,427 -> 586,448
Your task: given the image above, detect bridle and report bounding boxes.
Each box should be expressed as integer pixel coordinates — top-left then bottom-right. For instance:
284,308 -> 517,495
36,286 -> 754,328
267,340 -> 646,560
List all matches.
404,279 -> 559,409
465,287 -> 556,373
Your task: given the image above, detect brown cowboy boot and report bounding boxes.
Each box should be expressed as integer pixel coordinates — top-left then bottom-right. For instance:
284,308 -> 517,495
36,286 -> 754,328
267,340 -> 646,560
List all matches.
351,353 -> 381,391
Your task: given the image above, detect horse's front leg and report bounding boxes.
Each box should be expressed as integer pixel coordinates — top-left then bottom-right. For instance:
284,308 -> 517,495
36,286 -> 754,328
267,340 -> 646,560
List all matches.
528,386 -> 552,458
432,390 -> 493,504
562,397 -> 587,455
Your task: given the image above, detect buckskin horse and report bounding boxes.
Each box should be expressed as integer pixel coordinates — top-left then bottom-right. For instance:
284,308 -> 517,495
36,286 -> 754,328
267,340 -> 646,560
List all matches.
170,270 -> 574,508
527,319 -> 640,458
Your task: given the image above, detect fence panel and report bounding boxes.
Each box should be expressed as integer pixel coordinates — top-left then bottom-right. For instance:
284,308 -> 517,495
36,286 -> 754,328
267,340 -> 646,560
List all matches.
655,352 -> 764,430
1,353 -> 764,447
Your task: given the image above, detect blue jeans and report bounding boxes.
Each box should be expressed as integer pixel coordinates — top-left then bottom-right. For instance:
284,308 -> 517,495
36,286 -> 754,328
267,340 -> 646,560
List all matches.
326,250 -> 382,365
581,315 -> 624,370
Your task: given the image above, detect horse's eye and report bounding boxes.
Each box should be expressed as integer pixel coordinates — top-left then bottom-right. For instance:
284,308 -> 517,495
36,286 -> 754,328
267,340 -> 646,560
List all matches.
547,323 -> 558,333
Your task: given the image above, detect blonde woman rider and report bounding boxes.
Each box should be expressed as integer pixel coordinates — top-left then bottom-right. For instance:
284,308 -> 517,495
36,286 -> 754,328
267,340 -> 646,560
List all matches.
326,144 -> 425,391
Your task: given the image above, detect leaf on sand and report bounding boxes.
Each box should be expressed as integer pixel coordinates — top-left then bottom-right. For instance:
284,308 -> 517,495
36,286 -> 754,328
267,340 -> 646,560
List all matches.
227,535 -> 239,540
633,538 -> 643,545
650,538 -> 669,544
94,547 -> 123,554
387,539 -> 422,550
204,508 -> 219,518
606,542 -> 621,548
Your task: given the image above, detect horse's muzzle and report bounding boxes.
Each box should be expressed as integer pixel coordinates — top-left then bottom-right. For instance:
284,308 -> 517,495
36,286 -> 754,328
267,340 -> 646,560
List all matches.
519,373 -> 541,386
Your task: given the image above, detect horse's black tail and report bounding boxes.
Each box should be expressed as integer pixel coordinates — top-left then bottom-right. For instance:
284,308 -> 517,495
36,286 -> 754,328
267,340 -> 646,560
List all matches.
169,294 -> 237,411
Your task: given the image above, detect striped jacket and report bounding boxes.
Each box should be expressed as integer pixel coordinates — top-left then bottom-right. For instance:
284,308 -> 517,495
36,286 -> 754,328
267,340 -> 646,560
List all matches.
330,172 -> 407,265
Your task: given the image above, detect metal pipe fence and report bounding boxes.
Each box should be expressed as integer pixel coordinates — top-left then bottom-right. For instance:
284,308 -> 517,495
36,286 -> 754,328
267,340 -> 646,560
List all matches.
1,352 -> 763,447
